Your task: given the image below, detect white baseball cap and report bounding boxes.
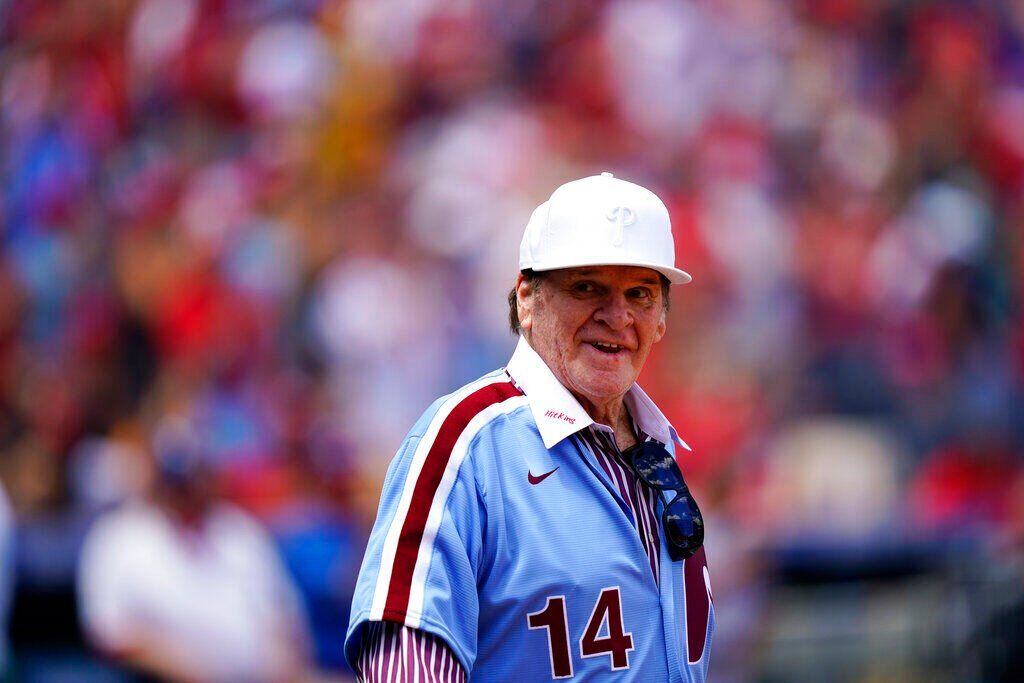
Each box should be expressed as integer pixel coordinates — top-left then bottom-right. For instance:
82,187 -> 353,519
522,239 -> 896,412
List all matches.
519,172 -> 692,284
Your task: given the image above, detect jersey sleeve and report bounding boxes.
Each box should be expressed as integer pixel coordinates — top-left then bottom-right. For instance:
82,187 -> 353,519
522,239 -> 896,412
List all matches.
345,431 -> 487,675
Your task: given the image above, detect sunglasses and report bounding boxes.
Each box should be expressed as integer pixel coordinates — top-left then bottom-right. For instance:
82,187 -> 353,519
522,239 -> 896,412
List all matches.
623,441 -> 705,561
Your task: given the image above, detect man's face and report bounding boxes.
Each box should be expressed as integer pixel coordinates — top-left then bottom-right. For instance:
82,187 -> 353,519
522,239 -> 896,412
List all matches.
517,265 -> 667,413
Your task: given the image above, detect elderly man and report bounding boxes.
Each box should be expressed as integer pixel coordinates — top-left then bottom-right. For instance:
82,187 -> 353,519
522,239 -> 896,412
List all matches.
346,173 -> 713,681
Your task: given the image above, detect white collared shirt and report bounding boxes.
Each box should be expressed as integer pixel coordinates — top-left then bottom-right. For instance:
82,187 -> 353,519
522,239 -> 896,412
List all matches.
504,335 -> 691,451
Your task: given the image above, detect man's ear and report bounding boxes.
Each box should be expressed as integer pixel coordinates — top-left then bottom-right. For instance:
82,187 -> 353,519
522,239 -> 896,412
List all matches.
654,308 -> 667,344
516,273 -> 536,333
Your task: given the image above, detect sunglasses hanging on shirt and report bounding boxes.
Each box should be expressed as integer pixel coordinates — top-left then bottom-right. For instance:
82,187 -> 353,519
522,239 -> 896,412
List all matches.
623,441 -> 705,561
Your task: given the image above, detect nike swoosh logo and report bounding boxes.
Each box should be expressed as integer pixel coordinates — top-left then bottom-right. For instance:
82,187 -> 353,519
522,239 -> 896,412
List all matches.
528,467 -> 559,485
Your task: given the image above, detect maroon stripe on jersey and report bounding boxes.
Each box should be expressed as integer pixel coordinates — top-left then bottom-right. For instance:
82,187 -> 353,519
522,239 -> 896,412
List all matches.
684,545 -> 712,664
383,380 -> 523,622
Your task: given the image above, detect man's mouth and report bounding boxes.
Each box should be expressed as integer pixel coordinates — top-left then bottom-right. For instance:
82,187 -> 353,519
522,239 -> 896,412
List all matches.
589,341 -> 626,354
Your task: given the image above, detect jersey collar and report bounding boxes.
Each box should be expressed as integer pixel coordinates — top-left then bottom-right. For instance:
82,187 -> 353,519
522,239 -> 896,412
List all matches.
505,336 -> 690,452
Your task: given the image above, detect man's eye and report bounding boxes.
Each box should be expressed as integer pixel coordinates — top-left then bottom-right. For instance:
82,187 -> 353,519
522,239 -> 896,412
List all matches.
573,282 -> 596,293
628,288 -> 652,299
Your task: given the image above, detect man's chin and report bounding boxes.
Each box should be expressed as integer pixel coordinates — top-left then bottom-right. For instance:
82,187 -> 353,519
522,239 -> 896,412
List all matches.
567,369 -> 634,407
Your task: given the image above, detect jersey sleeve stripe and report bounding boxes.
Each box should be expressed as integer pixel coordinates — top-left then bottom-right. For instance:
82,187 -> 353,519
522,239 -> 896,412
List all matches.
372,379 -> 525,627
369,375 -> 502,620
405,391 -> 530,625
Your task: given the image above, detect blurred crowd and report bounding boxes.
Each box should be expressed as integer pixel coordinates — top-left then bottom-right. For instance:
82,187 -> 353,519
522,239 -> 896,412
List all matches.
0,0 -> 1022,680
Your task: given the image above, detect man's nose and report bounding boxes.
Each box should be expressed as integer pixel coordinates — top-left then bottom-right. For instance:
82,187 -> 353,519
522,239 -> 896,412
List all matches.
593,293 -> 632,329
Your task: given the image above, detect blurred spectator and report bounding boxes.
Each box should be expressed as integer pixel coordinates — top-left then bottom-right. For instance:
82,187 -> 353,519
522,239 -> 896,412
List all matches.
77,418 -> 311,683
758,419 -> 904,543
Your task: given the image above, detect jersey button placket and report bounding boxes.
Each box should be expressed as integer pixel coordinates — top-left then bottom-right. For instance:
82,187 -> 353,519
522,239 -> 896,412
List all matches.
656,488 -> 687,683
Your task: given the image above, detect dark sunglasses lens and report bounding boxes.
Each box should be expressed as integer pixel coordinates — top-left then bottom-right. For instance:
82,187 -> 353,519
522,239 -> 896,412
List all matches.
631,443 -> 684,489
664,494 -> 704,559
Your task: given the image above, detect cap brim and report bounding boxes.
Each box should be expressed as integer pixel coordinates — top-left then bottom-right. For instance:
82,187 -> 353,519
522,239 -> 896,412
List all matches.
528,260 -> 693,284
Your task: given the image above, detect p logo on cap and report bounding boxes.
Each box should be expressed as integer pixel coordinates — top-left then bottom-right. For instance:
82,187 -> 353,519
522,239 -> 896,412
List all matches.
518,172 -> 692,284
606,206 -> 637,246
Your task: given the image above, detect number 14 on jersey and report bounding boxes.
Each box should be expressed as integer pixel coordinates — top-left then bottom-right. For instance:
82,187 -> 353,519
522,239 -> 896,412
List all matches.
527,587 -> 634,679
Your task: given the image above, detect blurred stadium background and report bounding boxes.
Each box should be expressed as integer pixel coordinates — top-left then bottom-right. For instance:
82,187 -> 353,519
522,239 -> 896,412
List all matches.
1,0 -> 1023,681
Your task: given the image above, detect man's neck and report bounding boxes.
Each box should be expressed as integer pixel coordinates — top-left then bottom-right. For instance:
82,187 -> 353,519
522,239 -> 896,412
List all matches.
613,419 -> 639,452
576,395 -> 638,452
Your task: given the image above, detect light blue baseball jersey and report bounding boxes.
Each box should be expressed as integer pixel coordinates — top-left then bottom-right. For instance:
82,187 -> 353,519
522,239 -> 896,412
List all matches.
346,337 -> 714,681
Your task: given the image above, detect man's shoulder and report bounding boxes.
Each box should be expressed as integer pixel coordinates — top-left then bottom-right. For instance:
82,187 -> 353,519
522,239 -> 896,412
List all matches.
388,369 -> 538,477
405,369 -> 529,442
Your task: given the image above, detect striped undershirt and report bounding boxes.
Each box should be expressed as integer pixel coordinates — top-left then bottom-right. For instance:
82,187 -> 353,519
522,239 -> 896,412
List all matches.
356,621 -> 467,683
356,423 -> 663,682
